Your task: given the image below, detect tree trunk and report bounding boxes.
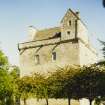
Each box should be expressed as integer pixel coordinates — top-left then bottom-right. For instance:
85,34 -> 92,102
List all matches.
89,98 -> 93,105
23,98 -> 27,105
2,98 -> 6,105
45,98 -> 48,105
68,97 -> 71,105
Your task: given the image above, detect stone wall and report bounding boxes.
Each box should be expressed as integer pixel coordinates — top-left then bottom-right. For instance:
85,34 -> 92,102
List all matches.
19,39 -> 80,76
19,38 -> 97,76
61,9 -> 77,40
78,38 -> 97,66
77,20 -> 89,44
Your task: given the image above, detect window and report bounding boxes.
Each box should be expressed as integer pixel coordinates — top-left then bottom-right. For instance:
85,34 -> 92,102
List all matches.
35,55 -> 40,64
52,52 -> 56,61
68,20 -> 71,26
67,31 -> 70,35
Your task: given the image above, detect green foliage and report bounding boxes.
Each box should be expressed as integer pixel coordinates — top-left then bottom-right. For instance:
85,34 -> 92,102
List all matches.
72,64 -> 105,105
32,73 -> 47,98
100,40 -> 105,58
0,50 -> 12,105
9,66 -> 20,105
48,65 -> 79,99
94,97 -> 101,105
0,50 -> 8,67
10,66 -> 20,79
15,63 -> 105,105
17,73 -> 50,105
17,76 -> 33,100
47,65 -> 80,105
0,50 -> 20,105
0,68 -> 15,105
32,73 -> 50,105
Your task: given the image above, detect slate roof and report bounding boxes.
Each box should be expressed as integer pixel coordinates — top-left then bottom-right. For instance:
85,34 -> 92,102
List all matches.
33,27 -> 61,41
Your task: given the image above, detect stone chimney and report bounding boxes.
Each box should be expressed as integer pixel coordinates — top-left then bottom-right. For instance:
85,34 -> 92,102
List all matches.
76,11 -> 80,18
28,26 -> 37,41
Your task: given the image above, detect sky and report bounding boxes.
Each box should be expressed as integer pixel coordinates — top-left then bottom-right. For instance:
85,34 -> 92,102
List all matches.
0,0 -> 105,65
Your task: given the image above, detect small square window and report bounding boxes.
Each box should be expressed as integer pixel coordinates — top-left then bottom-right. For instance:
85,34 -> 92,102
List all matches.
35,55 -> 40,64
52,52 -> 56,61
67,31 -> 70,35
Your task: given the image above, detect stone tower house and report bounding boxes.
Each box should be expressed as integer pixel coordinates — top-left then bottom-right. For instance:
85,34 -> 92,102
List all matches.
18,9 -> 97,77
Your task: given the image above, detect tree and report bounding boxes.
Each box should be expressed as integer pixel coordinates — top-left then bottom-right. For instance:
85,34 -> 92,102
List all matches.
48,68 -> 65,99
0,68 -> 15,105
73,64 -> 105,105
32,73 -> 50,105
94,61 -> 105,105
17,76 -> 33,105
0,50 -> 15,105
100,40 -> 105,58
0,50 -> 8,68
48,65 -> 80,105
10,66 -> 20,79
15,63 -> 105,105
9,66 -> 20,105
17,73 -> 51,105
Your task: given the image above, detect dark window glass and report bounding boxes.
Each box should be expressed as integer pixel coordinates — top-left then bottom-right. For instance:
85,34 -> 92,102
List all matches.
52,52 -> 56,61
68,20 -> 71,26
67,31 -> 70,35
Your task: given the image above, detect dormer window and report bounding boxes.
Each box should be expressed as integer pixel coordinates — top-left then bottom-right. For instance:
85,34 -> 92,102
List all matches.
68,20 -> 71,26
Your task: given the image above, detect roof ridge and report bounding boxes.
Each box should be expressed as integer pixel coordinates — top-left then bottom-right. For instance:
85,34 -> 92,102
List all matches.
38,26 -> 60,32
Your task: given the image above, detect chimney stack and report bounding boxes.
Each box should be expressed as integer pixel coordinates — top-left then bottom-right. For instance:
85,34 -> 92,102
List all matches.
28,26 -> 37,41
76,11 -> 80,18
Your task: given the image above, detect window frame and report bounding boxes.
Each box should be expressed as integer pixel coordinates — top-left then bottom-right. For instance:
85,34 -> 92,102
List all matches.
35,54 -> 40,64
52,52 -> 56,61
67,31 -> 71,35
68,20 -> 71,26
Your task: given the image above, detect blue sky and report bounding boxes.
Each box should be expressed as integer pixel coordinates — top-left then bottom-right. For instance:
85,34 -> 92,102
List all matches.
0,0 -> 105,65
